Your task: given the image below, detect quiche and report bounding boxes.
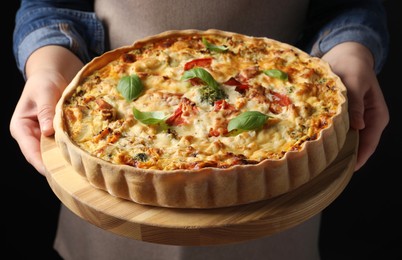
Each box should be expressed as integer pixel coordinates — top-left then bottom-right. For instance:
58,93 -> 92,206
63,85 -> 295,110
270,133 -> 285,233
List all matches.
53,29 -> 349,208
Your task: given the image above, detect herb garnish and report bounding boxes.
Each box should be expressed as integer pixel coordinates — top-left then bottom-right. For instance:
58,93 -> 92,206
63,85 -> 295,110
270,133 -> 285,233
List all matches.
202,37 -> 228,53
117,74 -> 144,102
228,111 -> 270,134
182,67 -> 227,105
133,107 -> 166,124
263,69 -> 288,81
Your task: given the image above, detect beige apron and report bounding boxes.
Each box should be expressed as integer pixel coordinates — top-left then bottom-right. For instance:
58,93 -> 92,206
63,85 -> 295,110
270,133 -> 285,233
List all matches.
94,0 -> 309,49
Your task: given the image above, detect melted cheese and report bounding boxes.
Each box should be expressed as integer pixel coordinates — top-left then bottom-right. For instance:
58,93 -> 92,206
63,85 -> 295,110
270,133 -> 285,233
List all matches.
63,34 -> 342,170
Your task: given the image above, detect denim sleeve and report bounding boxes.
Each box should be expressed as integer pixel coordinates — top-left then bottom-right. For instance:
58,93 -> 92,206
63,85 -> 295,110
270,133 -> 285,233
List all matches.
13,0 -> 105,78
298,0 -> 389,74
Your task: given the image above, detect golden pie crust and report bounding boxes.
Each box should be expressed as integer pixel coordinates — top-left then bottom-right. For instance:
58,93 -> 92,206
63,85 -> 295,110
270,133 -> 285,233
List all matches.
53,29 -> 349,208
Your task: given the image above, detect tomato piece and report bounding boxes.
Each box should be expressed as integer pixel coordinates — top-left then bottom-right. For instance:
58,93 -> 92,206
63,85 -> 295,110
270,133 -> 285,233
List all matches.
166,98 -> 198,126
213,100 -> 235,112
270,91 -> 291,106
223,77 -> 250,94
184,58 -> 213,71
208,127 -> 228,137
166,108 -> 185,126
224,78 -> 241,86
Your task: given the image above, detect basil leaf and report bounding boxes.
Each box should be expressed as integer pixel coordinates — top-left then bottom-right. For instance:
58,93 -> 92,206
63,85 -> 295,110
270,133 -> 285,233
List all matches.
182,67 -> 220,89
133,107 -> 166,125
202,37 -> 228,53
117,74 -> 144,102
228,111 -> 270,133
263,69 -> 288,81
182,68 -> 227,105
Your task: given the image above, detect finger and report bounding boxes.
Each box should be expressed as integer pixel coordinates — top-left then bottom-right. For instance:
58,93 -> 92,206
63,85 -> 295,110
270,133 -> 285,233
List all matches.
355,124 -> 381,171
11,117 -> 47,175
354,84 -> 389,171
9,80 -> 59,175
343,76 -> 366,131
35,81 -> 63,136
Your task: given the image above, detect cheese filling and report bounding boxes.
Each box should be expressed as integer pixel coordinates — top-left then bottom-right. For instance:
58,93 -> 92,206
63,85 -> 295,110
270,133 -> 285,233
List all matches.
63,34 -> 342,170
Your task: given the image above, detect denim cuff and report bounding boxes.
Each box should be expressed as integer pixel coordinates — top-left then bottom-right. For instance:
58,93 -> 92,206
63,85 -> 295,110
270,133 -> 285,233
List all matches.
310,24 -> 387,74
16,25 -> 85,79
13,7 -> 105,79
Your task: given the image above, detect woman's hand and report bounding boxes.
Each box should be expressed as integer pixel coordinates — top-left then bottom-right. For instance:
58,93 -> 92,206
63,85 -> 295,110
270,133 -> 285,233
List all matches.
10,46 -> 83,175
322,42 -> 389,171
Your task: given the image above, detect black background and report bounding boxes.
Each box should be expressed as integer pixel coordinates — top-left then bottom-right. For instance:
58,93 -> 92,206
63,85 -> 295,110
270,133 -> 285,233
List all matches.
3,1 -> 401,259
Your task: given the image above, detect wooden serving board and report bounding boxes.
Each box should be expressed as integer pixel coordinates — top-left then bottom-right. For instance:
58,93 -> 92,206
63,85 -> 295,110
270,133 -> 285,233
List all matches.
41,130 -> 358,246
